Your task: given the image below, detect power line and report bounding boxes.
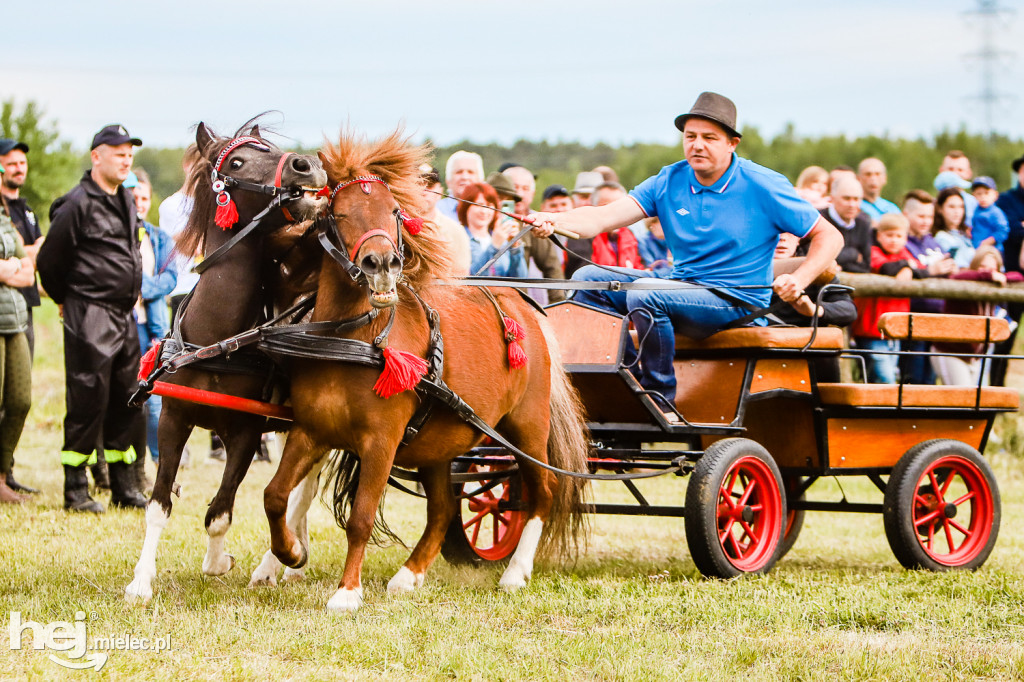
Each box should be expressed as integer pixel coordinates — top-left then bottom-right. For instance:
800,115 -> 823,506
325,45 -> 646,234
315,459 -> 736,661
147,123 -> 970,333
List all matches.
964,0 -> 1016,136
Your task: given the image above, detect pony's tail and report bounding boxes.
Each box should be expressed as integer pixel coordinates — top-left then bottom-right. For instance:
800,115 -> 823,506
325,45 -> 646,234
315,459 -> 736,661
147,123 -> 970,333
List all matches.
538,317 -> 592,561
319,449 -> 406,548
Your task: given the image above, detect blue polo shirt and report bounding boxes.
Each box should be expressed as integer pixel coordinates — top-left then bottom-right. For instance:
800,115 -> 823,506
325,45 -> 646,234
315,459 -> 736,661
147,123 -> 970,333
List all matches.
629,154 -> 819,307
860,196 -> 901,221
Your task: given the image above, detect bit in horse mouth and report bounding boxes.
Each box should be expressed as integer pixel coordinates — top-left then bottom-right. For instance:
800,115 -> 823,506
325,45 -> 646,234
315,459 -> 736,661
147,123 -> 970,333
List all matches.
370,289 -> 398,307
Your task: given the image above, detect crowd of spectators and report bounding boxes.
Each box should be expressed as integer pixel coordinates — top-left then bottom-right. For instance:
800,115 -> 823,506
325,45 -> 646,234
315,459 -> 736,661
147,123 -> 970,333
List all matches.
434,147 -> 1024,389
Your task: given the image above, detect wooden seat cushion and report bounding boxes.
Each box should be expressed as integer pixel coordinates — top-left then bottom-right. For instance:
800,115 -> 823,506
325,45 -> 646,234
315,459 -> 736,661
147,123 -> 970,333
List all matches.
674,326 -> 844,351
878,312 -> 1010,344
817,383 -> 1020,409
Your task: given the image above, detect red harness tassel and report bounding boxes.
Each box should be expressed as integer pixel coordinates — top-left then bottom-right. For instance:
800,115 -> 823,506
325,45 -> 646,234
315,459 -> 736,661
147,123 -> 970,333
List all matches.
400,211 -> 424,235
503,316 -> 527,369
138,343 -> 159,382
374,347 -> 429,399
215,195 -> 239,229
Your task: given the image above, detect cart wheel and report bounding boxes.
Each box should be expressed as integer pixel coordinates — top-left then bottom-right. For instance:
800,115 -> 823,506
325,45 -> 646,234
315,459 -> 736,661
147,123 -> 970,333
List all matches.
778,475 -> 806,560
441,459 -> 526,566
883,439 -> 1000,571
685,438 -> 786,578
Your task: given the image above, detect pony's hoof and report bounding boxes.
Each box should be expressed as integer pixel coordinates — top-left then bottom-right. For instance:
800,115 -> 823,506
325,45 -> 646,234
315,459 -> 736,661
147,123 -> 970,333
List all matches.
202,553 -> 235,576
326,587 -> 363,613
124,579 -> 153,604
498,563 -> 530,591
387,566 -> 423,595
248,550 -> 281,588
282,567 -> 306,583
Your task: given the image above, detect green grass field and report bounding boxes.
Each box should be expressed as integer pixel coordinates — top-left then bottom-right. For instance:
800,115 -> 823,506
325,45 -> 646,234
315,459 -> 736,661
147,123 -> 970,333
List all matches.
2,302 -> 1024,680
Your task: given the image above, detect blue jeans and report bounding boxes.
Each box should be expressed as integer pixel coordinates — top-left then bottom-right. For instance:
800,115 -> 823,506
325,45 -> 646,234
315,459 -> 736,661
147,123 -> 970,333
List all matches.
857,337 -> 899,384
571,265 -> 754,402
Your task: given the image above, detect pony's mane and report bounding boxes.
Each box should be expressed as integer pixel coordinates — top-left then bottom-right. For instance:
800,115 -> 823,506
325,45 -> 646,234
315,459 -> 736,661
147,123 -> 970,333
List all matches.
320,128 -> 452,286
176,118 -> 274,258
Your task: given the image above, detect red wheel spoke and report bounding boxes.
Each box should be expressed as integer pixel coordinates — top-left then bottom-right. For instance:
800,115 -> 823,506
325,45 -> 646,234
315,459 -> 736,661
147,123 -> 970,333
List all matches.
725,469 -> 740,498
739,520 -> 758,545
952,490 -> 976,507
727,530 -> 743,558
494,512 -> 509,528
463,509 -> 490,532
493,517 -> 499,546
942,519 -> 956,552
719,491 -> 736,512
939,470 -> 956,497
928,471 -> 945,503
469,517 -> 482,545
738,479 -> 757,507
915,509 -> 942,527
947,518 -> 970,538
926,520 -> 935,549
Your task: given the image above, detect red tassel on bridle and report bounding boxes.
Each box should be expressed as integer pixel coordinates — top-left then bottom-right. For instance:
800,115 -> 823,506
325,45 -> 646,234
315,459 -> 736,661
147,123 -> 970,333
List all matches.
400,210 -> 423,235
215,193 -> 239,229
374,347 -> 428,399
503,316 -> 527,369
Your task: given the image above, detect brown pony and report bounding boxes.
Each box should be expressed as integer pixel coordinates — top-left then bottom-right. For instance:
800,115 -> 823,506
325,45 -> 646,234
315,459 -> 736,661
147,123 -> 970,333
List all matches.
125,121 -> 327,603
261,129 -> 590,612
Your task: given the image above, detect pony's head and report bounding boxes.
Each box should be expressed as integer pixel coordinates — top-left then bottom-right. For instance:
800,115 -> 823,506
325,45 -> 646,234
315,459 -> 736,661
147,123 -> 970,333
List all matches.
178,120 -> 328,258
319,128 -> 451,309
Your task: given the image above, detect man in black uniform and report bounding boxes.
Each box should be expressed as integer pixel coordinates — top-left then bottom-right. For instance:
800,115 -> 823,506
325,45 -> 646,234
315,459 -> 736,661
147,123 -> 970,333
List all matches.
37,124 -> 148,513
0,138 -> 43,495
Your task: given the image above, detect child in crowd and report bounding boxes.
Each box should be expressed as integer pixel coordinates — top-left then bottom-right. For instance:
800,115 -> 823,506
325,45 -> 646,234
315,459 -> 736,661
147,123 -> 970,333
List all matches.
932,245 -> 1023,386
636,216 -> 671,276
795,166 -> 830,209
852,214 -> 924,384
970,176 -> 1010,257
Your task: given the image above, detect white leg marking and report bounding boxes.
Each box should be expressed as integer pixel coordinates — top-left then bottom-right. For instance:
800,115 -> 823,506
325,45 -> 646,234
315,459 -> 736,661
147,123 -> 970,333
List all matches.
125,502 -> 170,603
202,512 -> 235,576
499,517 -> 544,590
248,550 -> 283,588
256,455 -> 323,586
326,586 -> 363,613
387,566 -> 425,595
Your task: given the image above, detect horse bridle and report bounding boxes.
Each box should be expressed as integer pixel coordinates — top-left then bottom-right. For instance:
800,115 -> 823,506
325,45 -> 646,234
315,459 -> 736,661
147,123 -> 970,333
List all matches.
320,175 -> 420,285
198,136 -> 317,274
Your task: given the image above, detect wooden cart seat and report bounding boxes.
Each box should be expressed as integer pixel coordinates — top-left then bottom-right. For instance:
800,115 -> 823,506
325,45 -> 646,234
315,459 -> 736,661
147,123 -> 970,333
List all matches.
817,383 -> 1020,409
674,326 -> 844,352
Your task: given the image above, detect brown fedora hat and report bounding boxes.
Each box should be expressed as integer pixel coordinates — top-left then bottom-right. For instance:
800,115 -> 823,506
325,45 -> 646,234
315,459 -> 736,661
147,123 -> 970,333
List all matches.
674,92 -> 741,139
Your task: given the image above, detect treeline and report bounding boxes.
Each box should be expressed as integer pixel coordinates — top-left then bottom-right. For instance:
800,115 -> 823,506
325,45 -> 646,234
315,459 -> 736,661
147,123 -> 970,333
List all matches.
4,99 -> 1022,230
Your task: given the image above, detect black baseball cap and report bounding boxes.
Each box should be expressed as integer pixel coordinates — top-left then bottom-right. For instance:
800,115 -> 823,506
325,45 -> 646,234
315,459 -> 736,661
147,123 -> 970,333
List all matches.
541,184 -> 570,201
90,124 -> 143,151
0,138 -> 29,155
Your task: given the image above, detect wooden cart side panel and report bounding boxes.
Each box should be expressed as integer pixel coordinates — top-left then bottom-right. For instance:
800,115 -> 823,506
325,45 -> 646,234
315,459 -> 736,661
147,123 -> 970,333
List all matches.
674,358 -> 747,424
825,418 -> 987,468
547,302 -> 624,365
700,397 -> 821,468
749,359 -> 812,394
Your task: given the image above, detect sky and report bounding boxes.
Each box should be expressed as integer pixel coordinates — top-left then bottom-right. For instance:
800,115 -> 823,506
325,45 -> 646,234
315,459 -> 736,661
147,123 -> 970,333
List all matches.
4,0 -> 1022,151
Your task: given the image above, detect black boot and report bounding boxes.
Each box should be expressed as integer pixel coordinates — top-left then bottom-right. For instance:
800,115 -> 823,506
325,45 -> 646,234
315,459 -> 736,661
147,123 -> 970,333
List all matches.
108,461 -> 148,509
90,460 -> 109,490
63,465 -> 105,513
7,472 -> 40,495
131,456 -> 152,495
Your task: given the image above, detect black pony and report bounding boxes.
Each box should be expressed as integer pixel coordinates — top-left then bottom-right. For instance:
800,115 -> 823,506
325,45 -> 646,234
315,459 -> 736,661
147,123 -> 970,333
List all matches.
125,121 -> 327,602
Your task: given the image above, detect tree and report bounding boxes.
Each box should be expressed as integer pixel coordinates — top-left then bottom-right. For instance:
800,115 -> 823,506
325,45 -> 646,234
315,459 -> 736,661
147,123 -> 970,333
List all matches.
1,100 -> 83,231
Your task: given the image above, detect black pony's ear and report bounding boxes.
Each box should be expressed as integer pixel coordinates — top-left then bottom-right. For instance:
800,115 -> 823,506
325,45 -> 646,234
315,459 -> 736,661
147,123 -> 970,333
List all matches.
250,124 -> 261,139
196,123 -> 214,154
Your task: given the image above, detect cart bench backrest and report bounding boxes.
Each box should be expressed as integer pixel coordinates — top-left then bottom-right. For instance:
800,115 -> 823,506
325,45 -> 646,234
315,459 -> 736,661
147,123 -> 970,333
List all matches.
878,312 -> 1010,344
